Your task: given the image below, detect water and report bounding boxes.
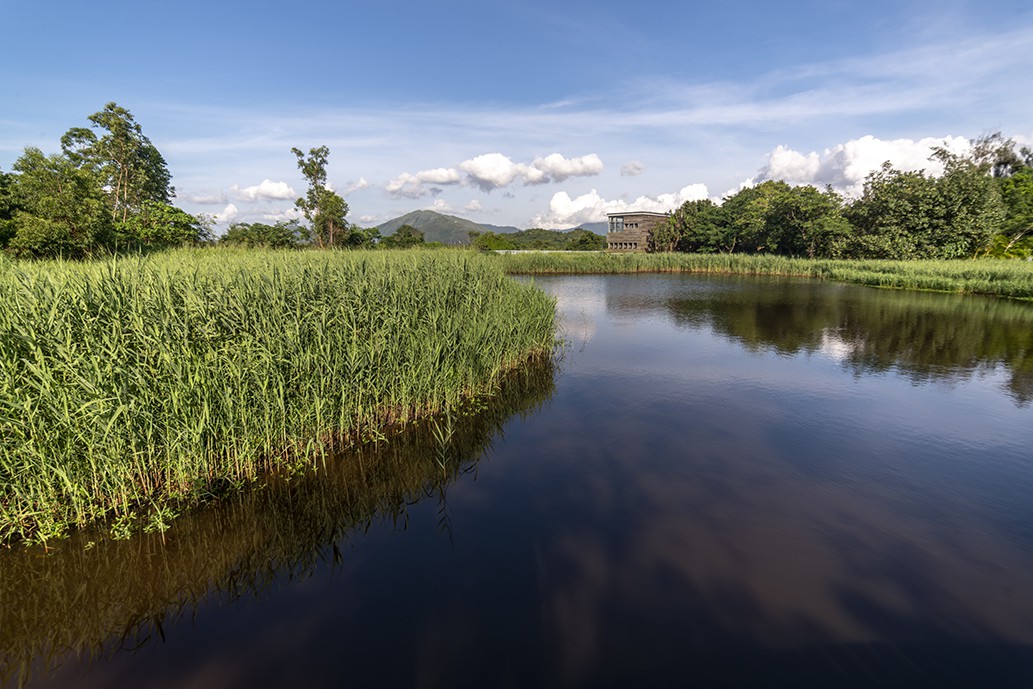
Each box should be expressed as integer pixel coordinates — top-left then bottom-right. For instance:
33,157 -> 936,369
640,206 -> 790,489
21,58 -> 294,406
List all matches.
4,273 -> 1033,688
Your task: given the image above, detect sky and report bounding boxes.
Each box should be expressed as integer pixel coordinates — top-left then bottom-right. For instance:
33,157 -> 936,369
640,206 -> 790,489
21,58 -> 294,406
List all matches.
2,0 -> 1032,230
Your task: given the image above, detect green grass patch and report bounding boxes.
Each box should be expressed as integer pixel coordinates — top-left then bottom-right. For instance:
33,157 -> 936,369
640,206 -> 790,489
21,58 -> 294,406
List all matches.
495,252 -> 1033,300
0,248 -> 556,545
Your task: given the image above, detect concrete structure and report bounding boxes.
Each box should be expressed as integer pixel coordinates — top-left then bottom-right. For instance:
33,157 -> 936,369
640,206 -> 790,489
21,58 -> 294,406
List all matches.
605,211 -> 669,252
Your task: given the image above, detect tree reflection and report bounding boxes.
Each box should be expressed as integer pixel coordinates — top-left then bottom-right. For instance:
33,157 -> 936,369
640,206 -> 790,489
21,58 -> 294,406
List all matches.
608,275 -> 1033,405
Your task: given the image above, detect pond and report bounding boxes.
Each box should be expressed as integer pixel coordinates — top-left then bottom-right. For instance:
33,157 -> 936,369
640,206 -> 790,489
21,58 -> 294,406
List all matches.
3,273 -> 1033,688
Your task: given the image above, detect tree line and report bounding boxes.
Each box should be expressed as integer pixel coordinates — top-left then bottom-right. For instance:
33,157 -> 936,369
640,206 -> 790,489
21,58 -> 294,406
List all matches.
3,105 -> 1030,260
0,104 -> 379,258
652,134 -> 1033,259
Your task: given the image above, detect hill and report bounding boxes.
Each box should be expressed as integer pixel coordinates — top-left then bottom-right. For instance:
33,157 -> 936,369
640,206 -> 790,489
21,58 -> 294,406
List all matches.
376,211 -> 520,245
375,210 -> 608,245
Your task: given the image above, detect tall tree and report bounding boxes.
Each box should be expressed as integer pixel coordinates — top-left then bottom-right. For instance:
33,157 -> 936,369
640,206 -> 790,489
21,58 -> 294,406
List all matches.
7,147 -> 111,257
60,102 -> 173,224
291,146 -> 349,248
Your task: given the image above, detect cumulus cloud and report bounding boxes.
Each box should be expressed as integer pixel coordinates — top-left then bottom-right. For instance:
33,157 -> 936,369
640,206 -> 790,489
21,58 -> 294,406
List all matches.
229,179 -> 296,202
386,167 -> 462,198
532,184 -> 709,229
465,200 -> 483,212
428,199 -> 453,212
214,203 -> 240,224
344,177 -> 370,194
260,207 -> 303,224
620,161 -> 645,177
752,135 -> 973,197
531,153 -> 604,182
460,152 -> 603,191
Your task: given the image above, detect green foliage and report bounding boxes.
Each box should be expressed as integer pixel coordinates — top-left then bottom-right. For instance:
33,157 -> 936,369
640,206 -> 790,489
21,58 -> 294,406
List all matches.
60,102 -> 173,224
564,228 -> 605,250
0,249 -> 556,544
0,168 -> 15,247
844,157 -> 1005,260
471,231 -> 518,251
651,199 -> 725,253
469,227 -> 603,251
291,145 -> 352,247
381,224 -> 425,248
117,201 -> 211,249
221,220 -> 308,248
7,148 -> 111,258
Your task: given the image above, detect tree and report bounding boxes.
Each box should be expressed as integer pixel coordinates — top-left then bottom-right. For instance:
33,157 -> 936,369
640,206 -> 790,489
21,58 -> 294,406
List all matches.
990,166 -> 1033,257
291,145 -> 350,248
721,181 -> 792,253
381,224 -> 425,248
651,199 -> 724,253
6,148 -> 111,257
565,228 -> 605,250
60,102 -> 173,224
221,220 -> 308,248
765,185 -> 849,258
118,201 -> 211,249
471,231 -> 517,251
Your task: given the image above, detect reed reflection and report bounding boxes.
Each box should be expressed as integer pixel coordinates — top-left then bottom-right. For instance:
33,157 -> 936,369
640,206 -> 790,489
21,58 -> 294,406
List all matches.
0,358 -> 556,688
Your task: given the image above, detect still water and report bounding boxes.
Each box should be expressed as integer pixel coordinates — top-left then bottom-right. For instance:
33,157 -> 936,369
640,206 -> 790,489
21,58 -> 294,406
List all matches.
3,274 -> 1033,688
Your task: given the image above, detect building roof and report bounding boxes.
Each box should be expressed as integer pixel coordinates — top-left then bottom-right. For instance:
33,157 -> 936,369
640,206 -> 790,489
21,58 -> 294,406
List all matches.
605,211 -> 670,218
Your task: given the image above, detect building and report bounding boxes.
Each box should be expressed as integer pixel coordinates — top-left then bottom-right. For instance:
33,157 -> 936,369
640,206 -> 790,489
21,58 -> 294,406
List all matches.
605,211 -> 669,252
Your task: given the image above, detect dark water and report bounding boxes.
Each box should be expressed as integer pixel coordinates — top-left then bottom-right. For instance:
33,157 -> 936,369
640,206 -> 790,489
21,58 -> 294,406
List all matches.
4,274 -> 1033,688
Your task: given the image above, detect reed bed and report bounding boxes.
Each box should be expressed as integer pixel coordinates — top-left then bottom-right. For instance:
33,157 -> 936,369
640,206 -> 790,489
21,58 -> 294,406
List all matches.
496,252 -> 1033,300
0,249 -> 555,545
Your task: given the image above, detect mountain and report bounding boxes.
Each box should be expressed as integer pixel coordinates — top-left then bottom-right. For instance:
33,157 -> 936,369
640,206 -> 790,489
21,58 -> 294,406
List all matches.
374,210 -> 606,245
376,211 -> 520,245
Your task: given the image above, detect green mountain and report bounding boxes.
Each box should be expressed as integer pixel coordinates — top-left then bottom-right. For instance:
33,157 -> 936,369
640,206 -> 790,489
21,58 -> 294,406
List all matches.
376,211 -> 521,245
374,210 -> 608,245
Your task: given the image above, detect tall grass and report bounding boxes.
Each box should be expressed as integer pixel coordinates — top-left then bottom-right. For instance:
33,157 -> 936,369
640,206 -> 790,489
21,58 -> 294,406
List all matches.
0,248 -> 555,545
495,252 -> 1033,300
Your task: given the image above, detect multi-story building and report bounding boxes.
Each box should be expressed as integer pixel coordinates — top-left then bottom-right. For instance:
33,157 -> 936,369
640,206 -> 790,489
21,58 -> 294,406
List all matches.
605,211 -> 668,252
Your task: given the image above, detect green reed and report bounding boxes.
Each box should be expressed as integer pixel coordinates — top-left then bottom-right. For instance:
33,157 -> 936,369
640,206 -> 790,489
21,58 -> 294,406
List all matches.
496,252 -> 1033,300
0,248 -> 556,545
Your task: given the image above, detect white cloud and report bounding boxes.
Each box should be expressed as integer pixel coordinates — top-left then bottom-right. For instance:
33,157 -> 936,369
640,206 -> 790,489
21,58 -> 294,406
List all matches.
752,135 -> 973,197
531,153 -> 604,183
459,152 -> 603,191
532,184 -> 708,229
460,153 -> 528,190
385,167 -> 461,198
229,179 -> 296,202
621,161 -> 645,177
465,200 -> 483,212
428,199 -> 453,212
416,167 -> 462,184
360,214 -> 377,224
214,203 -> 240,224
180,190 -> 227,205
345,177 -> 370,194
260,207 -> 303,224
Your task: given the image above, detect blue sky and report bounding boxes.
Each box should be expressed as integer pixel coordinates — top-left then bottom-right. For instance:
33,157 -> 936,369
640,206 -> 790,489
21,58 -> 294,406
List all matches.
2,0 -> 1031,230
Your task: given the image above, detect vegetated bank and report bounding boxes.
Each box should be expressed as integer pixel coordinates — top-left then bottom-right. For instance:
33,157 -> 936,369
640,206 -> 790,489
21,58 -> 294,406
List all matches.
0,249 -> 556,545
496,252 -> 1033,301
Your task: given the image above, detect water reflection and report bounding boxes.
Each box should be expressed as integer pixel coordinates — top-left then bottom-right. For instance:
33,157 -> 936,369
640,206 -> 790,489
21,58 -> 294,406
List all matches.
6,275 -> 1033,688
603,274 -> 1033,405
0,359 -> 556,688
